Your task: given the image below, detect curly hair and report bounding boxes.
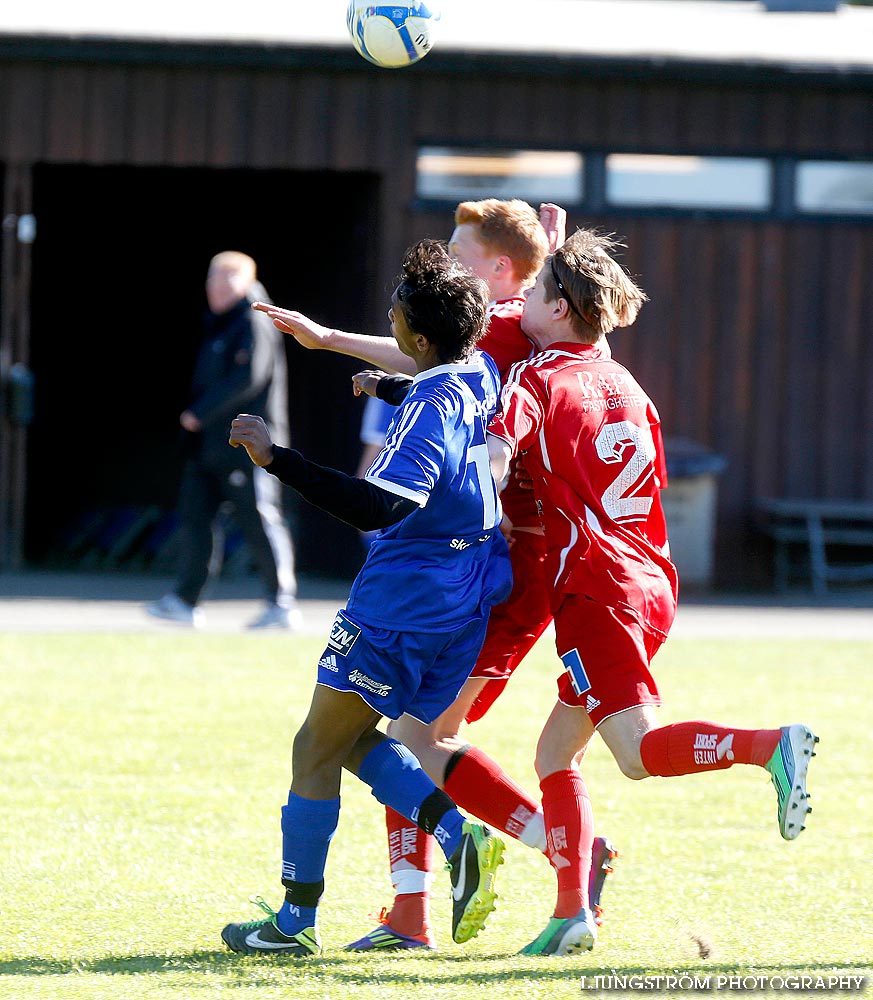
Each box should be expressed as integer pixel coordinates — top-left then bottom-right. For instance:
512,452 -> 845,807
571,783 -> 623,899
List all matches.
395,239 -> 490,363
543,229 -> 648,341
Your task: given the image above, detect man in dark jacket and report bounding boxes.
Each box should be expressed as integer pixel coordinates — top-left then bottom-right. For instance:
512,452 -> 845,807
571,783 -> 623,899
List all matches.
147,251 -> 299,629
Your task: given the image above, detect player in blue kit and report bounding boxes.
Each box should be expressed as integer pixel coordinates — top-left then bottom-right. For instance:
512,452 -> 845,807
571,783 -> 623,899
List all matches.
220,240 -> 512,956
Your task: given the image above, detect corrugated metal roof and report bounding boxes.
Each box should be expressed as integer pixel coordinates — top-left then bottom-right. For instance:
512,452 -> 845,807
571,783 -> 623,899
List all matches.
2,0 -> 873,73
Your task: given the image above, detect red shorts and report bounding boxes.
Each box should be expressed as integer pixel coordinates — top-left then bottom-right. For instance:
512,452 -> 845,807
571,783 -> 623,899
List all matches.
554,594 -> 663,727
465,530 -> 552,723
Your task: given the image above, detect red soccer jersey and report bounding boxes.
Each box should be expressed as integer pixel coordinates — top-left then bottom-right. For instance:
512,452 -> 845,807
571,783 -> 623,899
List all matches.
479,298 -> 539,528
488,341 -> 678,638
479,298 -> 531,377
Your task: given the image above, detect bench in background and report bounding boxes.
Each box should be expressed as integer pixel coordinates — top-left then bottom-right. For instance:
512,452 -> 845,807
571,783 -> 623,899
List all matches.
755,498 -> 873,595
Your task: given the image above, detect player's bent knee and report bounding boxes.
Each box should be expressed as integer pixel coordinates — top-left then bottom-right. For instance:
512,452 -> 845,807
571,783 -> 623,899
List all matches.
534,751 -> 575,781
293,722 -> 346,776
386,716 -> 431,756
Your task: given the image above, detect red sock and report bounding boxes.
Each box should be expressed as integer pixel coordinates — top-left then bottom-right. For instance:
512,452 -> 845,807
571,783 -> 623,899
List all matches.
386,892 -> 430,938
540,769 -> 594,919
443,744 -> 540,840
640,722 -> 782,776
384,807 -> 433,938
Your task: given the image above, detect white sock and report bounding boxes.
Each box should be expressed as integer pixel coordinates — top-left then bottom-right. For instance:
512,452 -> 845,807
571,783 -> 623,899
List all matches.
518,809 -> 547,852
391,866 -> 435,895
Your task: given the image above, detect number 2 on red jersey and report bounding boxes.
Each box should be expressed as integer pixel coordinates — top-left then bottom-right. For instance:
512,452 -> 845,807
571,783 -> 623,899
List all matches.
594,419 -> 657,524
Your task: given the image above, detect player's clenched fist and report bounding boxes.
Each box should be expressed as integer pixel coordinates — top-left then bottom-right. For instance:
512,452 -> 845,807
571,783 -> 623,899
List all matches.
351,370 -> 386,398
229,413 -> 275,467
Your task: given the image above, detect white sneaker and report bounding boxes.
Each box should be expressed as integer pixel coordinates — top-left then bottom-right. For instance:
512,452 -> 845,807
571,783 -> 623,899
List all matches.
519,908 -> 597,956
246,603 -> 303,631
145,593 -> 203,627
764,724 -> 818,840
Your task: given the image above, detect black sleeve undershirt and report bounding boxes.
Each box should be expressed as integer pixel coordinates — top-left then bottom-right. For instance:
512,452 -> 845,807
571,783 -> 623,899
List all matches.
265,445 -> 418,532
376,374 -> 413,406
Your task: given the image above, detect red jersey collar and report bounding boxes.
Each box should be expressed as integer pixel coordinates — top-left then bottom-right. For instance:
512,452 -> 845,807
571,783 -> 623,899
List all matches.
537,340 -> 612,360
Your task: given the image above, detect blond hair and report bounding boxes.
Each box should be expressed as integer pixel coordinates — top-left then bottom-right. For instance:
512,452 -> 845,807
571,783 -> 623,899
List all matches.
454,199 -> 549,285
544,229 -> 648,341
208,251 -> 257,284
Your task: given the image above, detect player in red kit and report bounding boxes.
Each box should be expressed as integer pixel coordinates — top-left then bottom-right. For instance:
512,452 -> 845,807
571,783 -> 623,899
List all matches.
487,228 -> 819,956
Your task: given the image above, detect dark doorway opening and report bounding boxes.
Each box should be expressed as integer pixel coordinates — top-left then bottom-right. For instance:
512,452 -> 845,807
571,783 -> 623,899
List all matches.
27,164 -> 381,580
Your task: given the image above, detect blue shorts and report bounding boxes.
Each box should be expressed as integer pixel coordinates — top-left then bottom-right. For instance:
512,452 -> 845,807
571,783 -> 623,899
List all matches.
317,608 -> 490,723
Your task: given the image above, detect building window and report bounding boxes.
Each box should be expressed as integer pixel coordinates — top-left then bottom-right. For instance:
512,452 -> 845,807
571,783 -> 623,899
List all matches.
416,147 -> 584,204
606,154 -> 772,211
796,161 -> 873,216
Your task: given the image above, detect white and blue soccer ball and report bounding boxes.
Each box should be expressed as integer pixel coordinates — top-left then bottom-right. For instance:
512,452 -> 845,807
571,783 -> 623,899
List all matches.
347,3 -> 441,69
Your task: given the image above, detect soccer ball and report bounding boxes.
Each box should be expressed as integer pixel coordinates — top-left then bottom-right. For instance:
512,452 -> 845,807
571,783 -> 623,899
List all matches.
347,3 -> 441,69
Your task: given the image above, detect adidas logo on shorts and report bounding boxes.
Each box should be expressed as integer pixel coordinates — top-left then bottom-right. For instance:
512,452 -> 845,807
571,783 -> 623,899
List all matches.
318,654 -> 339,673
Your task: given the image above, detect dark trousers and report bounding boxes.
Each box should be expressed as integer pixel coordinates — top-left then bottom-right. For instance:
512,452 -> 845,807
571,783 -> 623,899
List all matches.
174,454 -> 296,608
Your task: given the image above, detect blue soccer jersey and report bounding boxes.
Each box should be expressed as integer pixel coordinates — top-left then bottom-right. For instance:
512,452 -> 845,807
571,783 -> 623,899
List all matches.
347,351 -> 512,632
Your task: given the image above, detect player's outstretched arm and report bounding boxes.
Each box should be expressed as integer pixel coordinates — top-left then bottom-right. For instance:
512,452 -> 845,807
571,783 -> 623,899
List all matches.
228,413 -> 275,467
230,412 -> 417,532
251,302 -> 415,375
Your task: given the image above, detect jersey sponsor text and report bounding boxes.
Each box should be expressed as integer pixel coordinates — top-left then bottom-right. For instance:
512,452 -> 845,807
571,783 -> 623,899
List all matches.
327,611 -> 361,656
348,669 -> 392,698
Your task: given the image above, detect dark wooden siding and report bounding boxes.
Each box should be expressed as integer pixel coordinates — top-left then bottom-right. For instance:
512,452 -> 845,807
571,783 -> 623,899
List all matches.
1,51 -> 872,584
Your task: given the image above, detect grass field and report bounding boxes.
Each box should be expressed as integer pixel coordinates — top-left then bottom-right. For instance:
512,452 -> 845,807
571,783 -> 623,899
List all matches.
1,630 -> 871,1000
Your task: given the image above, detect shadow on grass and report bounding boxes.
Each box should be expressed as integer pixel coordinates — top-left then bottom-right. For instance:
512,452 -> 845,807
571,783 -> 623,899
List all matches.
1,952 -> 869,985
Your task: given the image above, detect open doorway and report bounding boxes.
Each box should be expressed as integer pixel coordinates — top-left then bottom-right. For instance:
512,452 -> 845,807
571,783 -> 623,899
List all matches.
26,164 -> 381,579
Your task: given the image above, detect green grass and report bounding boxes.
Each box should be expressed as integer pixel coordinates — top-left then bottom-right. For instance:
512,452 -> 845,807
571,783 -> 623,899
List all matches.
1,631 -> 871,999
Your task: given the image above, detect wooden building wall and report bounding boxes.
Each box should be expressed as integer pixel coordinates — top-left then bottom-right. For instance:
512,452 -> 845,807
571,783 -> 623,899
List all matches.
1,44 -> 872,584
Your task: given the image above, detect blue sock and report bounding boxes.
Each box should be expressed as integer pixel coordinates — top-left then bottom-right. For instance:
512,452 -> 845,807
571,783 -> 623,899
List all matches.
276,792 -> 339,936
358,737 -> 465,859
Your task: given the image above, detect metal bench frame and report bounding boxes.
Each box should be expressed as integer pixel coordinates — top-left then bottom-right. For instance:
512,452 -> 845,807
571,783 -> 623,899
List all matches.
755,498 -> 873,595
